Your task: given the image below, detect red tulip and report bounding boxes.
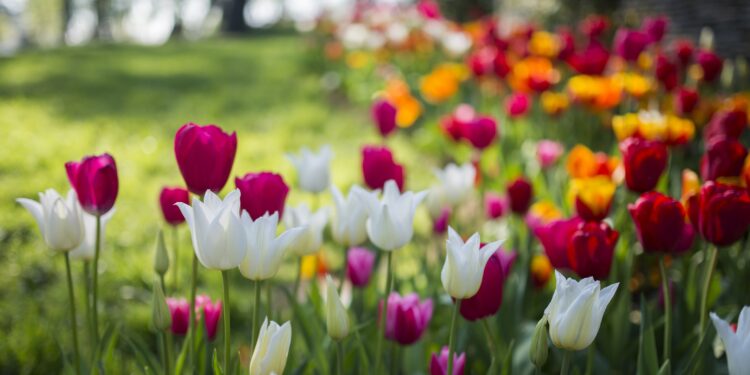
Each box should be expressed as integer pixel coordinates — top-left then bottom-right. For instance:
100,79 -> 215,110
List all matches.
461,115 -> 498,150
507,177 -> 533,214
174,123 -> 237,195
696,182 -> 750,247
505,93 -> 531,118
430,346 -> 466,375
700,136 -> 747,181
704,109 -> 748,141
383,292 -> 433,346
202,298 -> 222,341
346,247 -> 376,288
235,172 -> 289,220
371,99 -> 398,138
614,28 -> 651,62
675,87 -> 699,115
629,192 -> 695,254
566,40 -> 610,75
485,192 -> 507,219
673,39 -> 694,66
440,104 -> 475,142
416,0 -> 441,19
433,208 -> 450,234
567,221 -> 618,280
655,54 -> 678,91
159,186 -> 189,225
557,28 -> 576,61
642,16 -> 668,44
361,146 -> 405,190
697,50 -> 723,83
534,217 -> 583,269
620,137 -> 668,193
65,153 -> 119,216
459,248 -> 516,321
579,15 -> 609,39
467,47 -> 496,78
166,297 -> 190,336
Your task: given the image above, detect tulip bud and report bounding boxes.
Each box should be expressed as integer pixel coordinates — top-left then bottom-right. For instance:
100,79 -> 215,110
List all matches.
697,50 -> 723,83
530,316 -> 549,368
154,230 -> 170,276
346,247 -> 376,287
507,177 -> 534,214
159,186 -> 189,226
361,146 -> 405,191
65,153 -> 119,216
325,276 -> 350,340
371,99 -> 398,138
152,278 -> 171,332
174,123 -> 237,196
166,297 -> 190,335
235,172 -> 289,220
485,192 -> 507,219
249,318 -> 292,375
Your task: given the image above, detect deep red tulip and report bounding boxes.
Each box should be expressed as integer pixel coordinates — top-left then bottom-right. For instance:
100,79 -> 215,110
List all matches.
440,104 -> 475,142
65,153 -> 119,216
383,292 -> 433,346
235,172 -> 289,220
346,247 -> 376,288
629,192 -> 695,254
507,177 -> 533,214
642,16 -> 668,44
697,50 -> 723,82
459,248 -> 516,321
673,39 -> 694,66
704,109 -> 748,141
614,28 -> 651,62
174,123 -> 237,195
700,136 -> 748,181
462,115 -> 498,150
557,28 -> 576,61
493,51 -> 511,78
696,182 -> 750,247
361,146 -> 405,190
655,54 -> 678,91
159,186 -> 190,225
505,93 -> 531,118
579,15 -> 609,39
371,99 -> 398,138
620,137 -> 668,193
566,40 -> 610,75
534,217 -> 583,270
430,346 -> 466,375
166,297 -> 190,336
202,298 -> 222,341
675,87 -> 699,115
567,221 -> 618,280
485,192 -> 507,219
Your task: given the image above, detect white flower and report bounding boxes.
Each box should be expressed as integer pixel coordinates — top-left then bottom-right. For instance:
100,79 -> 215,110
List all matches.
544,271 -> 619,351
442,31 -> 472,57
425,186 -> 448,220
239,212 -> 304,280
283,203 -> 328,256
441,227 -> 502,298
330,184 -> 369,247
386,23 -> 409,44
286,145 -> 333,194
325,276 -> 350,340
355,180 -> 427,251
433,162 -> 476,205
17,189 -> 84,252
69,208 -> 116,260
711,306 -> 750,375
249,317 -> 292,375
176,189 -> 246,270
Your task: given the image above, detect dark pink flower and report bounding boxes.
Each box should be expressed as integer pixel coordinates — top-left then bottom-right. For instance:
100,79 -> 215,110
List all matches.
614,28 -> 651,62
371,99 -> 398,138
506,177 -> 533,214
346,247 -> 376,288
537,140 -> 564,169
361,146 -> 405,190
461,116 -> 498,150
675,87 -> 699,115
485,192 -> 507,219
383,292 -> 433,346
235,172 -> 289,219
534,217 -> 583,270
66,153 -> 119,216
459,248 -> 516,321
202,299 -> 222,342
430,346 -> 466,375
505,93 -> 531,118
433,208 -> 451,234
166,297 -> 190,336
697,50 -> 723,82
159,186 -> 190,226
642,16 -> 668,43
174,123 -> 237,195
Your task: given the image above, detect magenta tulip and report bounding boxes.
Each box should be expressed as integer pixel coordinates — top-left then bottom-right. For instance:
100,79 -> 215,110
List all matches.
614,28 -> 651,62
506,177 -> 533,214
534,217 -> 583,270
697,50 -> 723,83
461,115 -> 498,150
642,16 -> 668,44
159,186 -> 190,225
235,172 -> 289,220
430,346 -> 466,375
202,299 -> 222,341
166,297 -> 190,336
346,247 -> 376,288
505,92 -> 531,118
383,292 -> 433,345
361,145 -> 405,191
459,248 -> 516,321
174,123 -> 237,195
485,192 -> 507,219
65,153 -> 119,216
675,87 -> 699,115
537,140 -> 564,169
371,99 -> 398,138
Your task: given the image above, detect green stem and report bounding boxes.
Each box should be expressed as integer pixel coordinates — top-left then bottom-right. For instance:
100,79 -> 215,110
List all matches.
83,261 -> 93,351
585,345 -> 594,375
167,333 -> 174,372
160,331 -> 170,375
293,257 -> 302,299
337,340 -> 344,375
65,252 -> 81,374
251,280 -> 262,348
159,274 -> 166,299
561,350 -> 572,375
172,226 -> 179,292
700,246 -> 718,334
447,299 -> 461,375
221,270 -> 231,374
659,258 -> 672,366
481,319 -> 498,374
374,252 -> 394,375
92,215 -> 101,344
189,253 -> 198,370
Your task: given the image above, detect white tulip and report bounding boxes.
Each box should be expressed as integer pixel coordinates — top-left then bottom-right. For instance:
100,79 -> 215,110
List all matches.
176,189 -> 246,270
248,317 -> 292,375
239,212 -> 304,280
330,184 -> 369,247
544,271 -> 619,351
425,186 -> 448,220
17,189 -> 84,252
441,227 -> 502,299
69,207 -> 116,260
325,276 -> 350,340
433,162 -> 476,205
442,31 -> 472,57
286,145 -> 332,194
711,306 -> 750,375
355,180 -> 427,251
283,203 -> 328,256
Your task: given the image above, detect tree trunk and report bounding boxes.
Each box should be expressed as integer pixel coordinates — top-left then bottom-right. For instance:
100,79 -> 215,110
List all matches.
223,0 -> 248,33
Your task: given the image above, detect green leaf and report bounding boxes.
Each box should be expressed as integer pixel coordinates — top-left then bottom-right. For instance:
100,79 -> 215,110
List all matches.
636,294 -> 659,375
212,349 -> 223,375
657,360 -> 671,375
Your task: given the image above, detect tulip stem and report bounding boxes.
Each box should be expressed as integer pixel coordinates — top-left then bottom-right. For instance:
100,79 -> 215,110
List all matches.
221,270 -> 231,374
251,280 -> 262,348
374,252 -> 393,375
336,340 -> 344,375
64,252 -> 81,375
447,299 -> 461,375
159,331 -> 170,375
172,226 -> 179,292
293,257 -> 302,300
83,261 -> 94,352
699,246 -> 718,335
92,215 -> 101,345
560,350 -> 572,375
481,319 -> 498,374
659,258 -> 672,366
189,253 -> 198,370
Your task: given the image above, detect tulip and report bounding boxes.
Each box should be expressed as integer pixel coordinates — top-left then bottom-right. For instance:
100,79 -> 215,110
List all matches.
614,28 -> 650,62
361,145 -> 405,191
675,87 -> 699,115
569,177 -> 615,221
248,318 -> 292,375
371,99 -> 398,138
461,115 -> 497,150
467,47 -> 496,78
566,40 -> 610,75
283,204 -> 328,256
202,298 -> 222,341
434,163 -> 476,205
537,140 -> 564,168
655,54 -> 678,91
18,189 -> 84,252
673,39 -> 694,66
700,136 -> 748,181
346,247 -> 376,287
459,248 -> 516,321
176,189 -> 246,270
534,217 -> 582,270
697,50 -> 723,82
629,192 -> 695,254
442,227 -> 503,299
159,186 -> 189,226
286,146 -> 333,194
620,137 -> 668,193
355,180 -> 426,251
711,307 -> 750,375
65,153 -> 118,216
567,221 -> 619,280
642,16 -> 668,43
416,0 -> 441,19
174,123 -> 237,195
505,93 -> 531,118
166,297 -> 190,335
325,276 -> 350,340
507,177 -> 534,214
531,254 -> 553,288
485,192 -> 507,219
433,208 -> 451,234
330,184 -> 369,247
235,172 -> 289,220
239,212 -> 304,280
580,15 -> 608,38
696,182 -> 750,247
383,292 -> 433,345
704,110 -> 748,141
493,50 -> 511,78
430,346 -> 466,375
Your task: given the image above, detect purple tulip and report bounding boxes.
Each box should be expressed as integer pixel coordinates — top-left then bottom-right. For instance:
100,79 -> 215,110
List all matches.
346,247 -> 376,288
430,346 -> 466,375
382,292 -> 433,345
65,153 -> 119,216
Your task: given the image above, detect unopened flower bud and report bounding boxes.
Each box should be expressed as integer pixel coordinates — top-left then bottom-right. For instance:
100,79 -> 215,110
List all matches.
152,277 -> 171,332
530,316 -> 549,368
153,230 -> 169,276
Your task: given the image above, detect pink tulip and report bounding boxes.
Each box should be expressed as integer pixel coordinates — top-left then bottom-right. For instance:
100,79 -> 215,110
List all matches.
159,186 -> 190,226
202,299 -> 222,341
614,28 -> 651,62
65,153 -> 119,216
174,123 -> 237,195
371,99 -> 398,138
235,172 -> 289,220
485,192 -> 507,219
430,346 -> 466,375
382,292 -> 433,346
361,146 -> 405,190
166,298 -> 190,336
642,16 -> 668,44
537,140 -> 564,169
697,50 -> 723,83
346,247 -> 376,288
461,116 -> 498,150
433,208 -> 451,234
505,93 -> 531,118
